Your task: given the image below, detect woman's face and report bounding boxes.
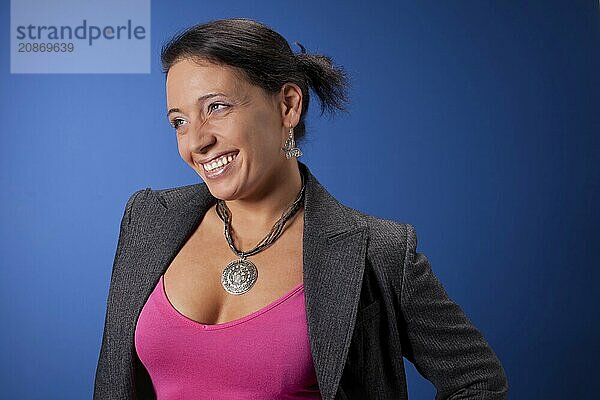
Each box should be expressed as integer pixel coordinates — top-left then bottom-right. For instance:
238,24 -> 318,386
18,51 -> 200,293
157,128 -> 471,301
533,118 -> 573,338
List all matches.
166,58 -> 292,201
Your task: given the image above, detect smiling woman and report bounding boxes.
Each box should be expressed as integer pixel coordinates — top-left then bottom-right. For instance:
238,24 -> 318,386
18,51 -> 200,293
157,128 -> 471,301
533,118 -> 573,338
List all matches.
93,18 -> 508,400
165,58 -> 298,202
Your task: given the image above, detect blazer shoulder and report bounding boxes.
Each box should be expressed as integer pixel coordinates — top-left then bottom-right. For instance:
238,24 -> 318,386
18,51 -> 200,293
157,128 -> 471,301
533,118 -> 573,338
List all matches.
340,205 -> 419,294
118,183 -> 206,227
151,182 -> 203,197
119,188 -> 150,227
150,182 -> 205,207
126,182 -> 206,208
340,204 -> 416,247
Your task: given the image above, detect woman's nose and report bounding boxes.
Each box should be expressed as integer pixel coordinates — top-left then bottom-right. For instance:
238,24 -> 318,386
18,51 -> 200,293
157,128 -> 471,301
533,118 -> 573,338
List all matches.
188,120 -> 215,153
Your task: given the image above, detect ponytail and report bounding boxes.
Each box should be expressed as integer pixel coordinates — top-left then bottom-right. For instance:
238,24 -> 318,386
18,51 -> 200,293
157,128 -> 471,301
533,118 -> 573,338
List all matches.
294,41 -> 350,117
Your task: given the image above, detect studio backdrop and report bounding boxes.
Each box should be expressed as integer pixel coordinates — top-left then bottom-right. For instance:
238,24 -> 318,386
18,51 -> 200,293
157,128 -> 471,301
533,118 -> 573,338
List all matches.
0,1 -> 598,399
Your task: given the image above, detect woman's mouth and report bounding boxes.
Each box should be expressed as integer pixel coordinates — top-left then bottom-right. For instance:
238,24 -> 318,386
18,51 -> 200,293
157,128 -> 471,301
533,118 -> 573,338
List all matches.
196,152 -> 238,179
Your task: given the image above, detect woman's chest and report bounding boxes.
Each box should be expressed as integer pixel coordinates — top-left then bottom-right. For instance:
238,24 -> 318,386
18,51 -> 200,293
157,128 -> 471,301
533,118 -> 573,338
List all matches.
162,212 -> 305,326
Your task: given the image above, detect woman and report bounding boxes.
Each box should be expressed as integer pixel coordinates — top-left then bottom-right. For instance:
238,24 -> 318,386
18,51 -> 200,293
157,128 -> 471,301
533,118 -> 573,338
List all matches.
94,18 -> 508,400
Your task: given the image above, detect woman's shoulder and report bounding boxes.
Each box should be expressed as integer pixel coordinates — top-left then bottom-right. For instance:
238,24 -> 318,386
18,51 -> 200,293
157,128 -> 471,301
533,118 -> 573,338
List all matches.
117,183 -> 208,227
339,203 -> 417,251
124,182 -> 207,208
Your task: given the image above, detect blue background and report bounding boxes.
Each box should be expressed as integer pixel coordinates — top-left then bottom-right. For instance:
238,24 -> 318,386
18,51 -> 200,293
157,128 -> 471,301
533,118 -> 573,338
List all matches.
1,1 -> 598,398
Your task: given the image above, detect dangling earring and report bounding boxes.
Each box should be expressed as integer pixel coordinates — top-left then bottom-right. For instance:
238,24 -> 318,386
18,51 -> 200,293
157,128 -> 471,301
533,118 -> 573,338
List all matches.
282,125 -> 303,159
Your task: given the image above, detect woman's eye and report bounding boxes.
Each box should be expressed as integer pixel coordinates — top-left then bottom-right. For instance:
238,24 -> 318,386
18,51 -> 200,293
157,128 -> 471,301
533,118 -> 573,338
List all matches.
208,103 -> 228,113
171,118 -> 187,129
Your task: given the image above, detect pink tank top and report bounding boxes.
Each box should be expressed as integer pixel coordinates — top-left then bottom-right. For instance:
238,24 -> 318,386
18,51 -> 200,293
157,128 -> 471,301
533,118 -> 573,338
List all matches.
134,275 -> 321,399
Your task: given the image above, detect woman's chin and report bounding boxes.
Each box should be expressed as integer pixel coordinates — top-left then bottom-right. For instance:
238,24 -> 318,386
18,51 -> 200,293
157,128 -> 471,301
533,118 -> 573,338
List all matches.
204,180 -> 240,201
196,156 -> 245,196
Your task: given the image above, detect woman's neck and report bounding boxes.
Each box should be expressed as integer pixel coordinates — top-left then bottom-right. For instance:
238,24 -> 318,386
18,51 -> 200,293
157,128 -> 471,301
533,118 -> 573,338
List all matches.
218,162 -> 304,240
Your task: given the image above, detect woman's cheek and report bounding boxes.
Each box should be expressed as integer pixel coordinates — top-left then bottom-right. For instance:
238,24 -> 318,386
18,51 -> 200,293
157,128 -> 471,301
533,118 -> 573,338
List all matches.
176,139 -> 191,163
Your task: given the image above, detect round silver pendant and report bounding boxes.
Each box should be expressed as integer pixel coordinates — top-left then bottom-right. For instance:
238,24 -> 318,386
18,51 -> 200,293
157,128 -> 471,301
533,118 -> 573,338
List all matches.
221,258 -> 258,295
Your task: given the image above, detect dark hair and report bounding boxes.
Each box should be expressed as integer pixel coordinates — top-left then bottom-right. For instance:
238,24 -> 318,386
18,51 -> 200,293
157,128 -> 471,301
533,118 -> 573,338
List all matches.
160,18 -> 349,143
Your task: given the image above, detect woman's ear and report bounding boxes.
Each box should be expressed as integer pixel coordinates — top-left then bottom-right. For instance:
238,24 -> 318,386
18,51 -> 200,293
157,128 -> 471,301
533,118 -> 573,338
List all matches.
279,82 -> 302,127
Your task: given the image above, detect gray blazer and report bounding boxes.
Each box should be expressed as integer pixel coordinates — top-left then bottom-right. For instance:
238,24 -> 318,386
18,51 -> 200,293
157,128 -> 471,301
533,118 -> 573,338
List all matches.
94,161 -> 508,399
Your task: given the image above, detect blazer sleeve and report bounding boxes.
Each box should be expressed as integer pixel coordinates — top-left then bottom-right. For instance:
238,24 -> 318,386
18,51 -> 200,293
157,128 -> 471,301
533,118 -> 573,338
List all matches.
94,189 -> 146,400
398,224 -> 509,399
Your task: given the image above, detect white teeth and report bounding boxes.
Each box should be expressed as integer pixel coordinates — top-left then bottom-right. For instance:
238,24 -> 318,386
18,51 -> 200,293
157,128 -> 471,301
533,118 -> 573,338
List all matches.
201,153 -> 237,172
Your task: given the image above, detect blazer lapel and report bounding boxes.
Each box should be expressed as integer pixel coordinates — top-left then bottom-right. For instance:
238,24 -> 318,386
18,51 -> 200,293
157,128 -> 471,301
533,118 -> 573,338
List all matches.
300,162 -> 368,400
133,161 -> 367,400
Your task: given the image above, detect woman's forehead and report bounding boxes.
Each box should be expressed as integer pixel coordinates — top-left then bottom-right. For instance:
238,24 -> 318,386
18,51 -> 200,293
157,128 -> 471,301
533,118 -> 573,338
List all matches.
167,60 -> 242,91
166,62 -> 255,106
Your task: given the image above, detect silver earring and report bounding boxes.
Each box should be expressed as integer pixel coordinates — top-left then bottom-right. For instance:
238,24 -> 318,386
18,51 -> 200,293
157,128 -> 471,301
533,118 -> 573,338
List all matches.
282,126 -> 303,159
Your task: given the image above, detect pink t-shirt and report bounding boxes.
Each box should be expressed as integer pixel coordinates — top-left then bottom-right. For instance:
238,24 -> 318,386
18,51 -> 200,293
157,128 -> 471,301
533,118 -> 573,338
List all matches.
134,275 -> 321,399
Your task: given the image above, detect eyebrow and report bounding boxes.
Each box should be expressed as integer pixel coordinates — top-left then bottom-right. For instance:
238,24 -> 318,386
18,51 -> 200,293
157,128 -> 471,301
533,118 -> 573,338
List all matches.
167,92 -> 227,117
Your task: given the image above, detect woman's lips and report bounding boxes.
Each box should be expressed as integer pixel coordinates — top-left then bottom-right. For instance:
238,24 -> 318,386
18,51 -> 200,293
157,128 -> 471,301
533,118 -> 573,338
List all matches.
197,150 -> 239,165
199,153 -> 238,180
